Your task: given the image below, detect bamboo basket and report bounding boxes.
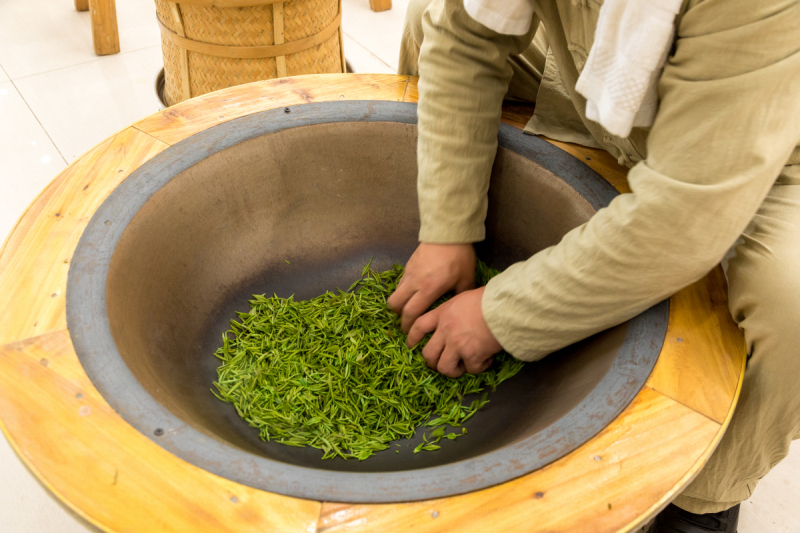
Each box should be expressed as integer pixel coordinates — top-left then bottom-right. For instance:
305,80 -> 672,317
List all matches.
155,0 -> 345,106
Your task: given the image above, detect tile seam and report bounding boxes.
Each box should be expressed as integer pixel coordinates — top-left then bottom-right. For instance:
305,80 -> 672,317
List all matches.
342,31 -> 395,72
8,44 -> 161,83
6,80 -> 69,166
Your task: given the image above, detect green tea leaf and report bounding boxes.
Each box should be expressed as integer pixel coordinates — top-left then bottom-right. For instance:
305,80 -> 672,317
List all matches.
212,260 -> 525,460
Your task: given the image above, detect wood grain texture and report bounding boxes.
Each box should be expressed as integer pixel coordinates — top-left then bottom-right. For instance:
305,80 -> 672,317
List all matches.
0,128 -> 167,345
317,387 -> 720,533
402,75 -> 418,103
499,102 -> 535,130
0,331 -> 321,533
541,137 -> 632,194
89,0 -> 120,55
75,0 -> 89,11
135,74 -> 411,146
0,74 -> 746,533
647,266 -> 745,424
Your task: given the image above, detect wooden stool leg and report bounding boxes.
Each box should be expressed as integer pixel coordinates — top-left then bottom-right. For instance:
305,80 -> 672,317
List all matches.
74,0 -> 89,12
89,0 -> 120,56
368,0 -> 391,12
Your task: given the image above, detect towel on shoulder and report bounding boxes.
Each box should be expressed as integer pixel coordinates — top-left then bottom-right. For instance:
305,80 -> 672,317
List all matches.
463,0 -> 684,137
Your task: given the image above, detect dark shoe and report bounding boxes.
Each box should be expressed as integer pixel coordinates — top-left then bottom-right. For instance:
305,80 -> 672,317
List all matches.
652,503 -> 739,533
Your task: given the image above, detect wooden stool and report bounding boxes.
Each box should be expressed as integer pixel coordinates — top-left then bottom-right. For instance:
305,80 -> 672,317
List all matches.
369,0 -> 391,12
0,74 -> 745,533
74,0 -> 120,56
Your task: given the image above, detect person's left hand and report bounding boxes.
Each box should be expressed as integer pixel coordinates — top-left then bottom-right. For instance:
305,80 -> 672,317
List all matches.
406,286 -> 503,378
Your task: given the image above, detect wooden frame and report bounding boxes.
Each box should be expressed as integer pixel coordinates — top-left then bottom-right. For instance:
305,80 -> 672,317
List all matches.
0,74 -> 745,533
75,0 -> 120,56
369,0 -> 392,12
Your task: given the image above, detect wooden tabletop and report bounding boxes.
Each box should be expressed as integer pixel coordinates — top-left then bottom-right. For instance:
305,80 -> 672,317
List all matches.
0,74 -> 745,533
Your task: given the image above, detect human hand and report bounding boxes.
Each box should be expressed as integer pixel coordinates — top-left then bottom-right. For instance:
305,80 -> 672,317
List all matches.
387,243 -> 476,334
406,287 -> 502,378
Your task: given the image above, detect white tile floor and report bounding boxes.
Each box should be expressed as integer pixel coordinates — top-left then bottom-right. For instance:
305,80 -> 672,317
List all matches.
0,0 -> 797,531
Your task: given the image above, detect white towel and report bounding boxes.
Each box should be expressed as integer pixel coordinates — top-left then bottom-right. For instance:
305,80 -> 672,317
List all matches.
463,0 -> 683,138
575,0 -> 683,137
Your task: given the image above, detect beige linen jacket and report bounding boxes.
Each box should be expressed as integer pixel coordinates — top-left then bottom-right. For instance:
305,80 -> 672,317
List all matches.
415,0 -> 800,361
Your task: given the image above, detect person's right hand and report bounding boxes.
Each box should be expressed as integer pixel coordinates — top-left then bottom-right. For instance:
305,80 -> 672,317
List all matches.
387,243 -> 476,334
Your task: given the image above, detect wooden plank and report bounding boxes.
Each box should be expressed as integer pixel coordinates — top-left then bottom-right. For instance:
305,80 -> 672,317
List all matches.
543,137 -> 632,194
89,0 -> 120,56
402,75 -> 418,103
647,266 -> 745,424
499,102 -> 535,130
75,0 -> 89,11
317,387 -> 720,533
135,74 -> 411,146
0,331 -> 321,533
0,128 -> 168,346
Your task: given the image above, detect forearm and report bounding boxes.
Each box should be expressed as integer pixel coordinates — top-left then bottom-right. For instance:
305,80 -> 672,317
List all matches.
417,0 -> 536,243
484,0 -> 800,361
483,158 -> 790,361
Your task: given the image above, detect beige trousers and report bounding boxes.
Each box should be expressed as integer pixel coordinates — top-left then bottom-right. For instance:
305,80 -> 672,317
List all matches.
400,0 -> 800,514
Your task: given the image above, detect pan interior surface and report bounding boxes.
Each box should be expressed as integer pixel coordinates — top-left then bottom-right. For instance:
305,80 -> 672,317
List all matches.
68,101 -> 666,501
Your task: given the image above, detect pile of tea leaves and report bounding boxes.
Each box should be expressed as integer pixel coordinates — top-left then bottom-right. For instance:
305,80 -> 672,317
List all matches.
212,260 -> 524,460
